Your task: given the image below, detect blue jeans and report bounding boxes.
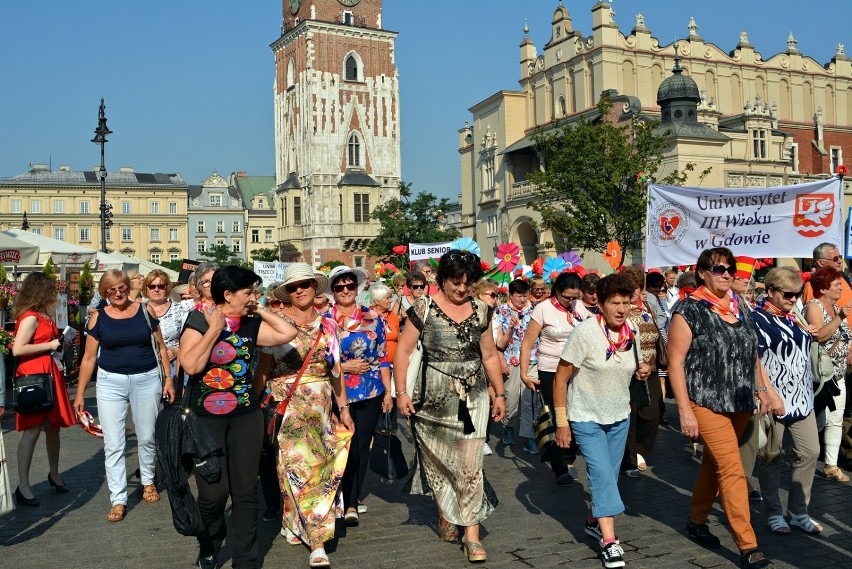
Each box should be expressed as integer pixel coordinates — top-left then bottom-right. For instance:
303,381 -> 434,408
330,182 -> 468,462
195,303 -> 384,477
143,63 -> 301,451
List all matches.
96,367 -> 161,506
571,418 -> 629,518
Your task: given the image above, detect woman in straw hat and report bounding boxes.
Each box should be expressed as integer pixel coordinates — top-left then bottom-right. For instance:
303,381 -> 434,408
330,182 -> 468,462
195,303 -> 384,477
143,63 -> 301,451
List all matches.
259,263 -> 354,568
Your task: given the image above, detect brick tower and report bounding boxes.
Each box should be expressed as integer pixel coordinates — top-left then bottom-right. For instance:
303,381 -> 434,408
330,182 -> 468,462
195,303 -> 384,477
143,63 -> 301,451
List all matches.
272,0 -> 400,268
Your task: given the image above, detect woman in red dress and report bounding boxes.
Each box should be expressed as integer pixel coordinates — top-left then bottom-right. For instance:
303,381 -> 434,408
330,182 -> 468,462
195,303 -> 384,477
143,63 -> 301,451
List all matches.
12,272 -> 76,506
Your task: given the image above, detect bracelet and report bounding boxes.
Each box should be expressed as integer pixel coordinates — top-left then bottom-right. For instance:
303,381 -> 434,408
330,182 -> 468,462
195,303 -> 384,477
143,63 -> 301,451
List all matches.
339,404 -> 350,412
396,391 -> 407,397
494,392 -> 507,399
554,406 -> 569,427
755,386 -> 768,393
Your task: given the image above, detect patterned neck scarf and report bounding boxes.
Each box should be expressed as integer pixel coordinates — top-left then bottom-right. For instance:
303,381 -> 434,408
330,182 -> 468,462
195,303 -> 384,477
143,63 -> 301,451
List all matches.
757,298 -> 807,329
691,286 -> 741,322
224,315 -> 241,334
330,303 -> 372,331
550,296 -> 584,325
596,314 -> 634,360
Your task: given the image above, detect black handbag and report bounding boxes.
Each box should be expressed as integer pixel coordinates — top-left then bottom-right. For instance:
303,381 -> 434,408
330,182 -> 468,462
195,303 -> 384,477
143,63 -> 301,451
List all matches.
533,391 -> 560,463
369,412 -> 409,483
13,373 -> 54,414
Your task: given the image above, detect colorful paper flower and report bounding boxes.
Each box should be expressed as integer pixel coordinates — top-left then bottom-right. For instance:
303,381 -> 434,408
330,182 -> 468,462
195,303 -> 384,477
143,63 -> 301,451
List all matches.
837,165 -> 849,176
558,250 -> 584,269
451,236 -> 480,256
392,245 -> 408,255
542,257 -> 568,283
480,260 -> 492,271
531,258 -> 544,276
603,240 -> 623,270
496,243 -> 521,273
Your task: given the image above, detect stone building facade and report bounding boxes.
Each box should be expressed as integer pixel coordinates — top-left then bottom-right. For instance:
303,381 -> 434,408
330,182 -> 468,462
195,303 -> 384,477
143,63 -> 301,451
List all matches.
230,172 -> 279,259
271,0 -> 401,269
459,2 -> 852,270
0,164 -> 189,263
187,172 -> 247,262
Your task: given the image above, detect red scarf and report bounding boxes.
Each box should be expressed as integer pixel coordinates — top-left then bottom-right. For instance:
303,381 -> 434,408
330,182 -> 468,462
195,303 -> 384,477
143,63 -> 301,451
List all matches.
550,296 -> 584,326
596,314 -> 635,360
691,286 -> 742,322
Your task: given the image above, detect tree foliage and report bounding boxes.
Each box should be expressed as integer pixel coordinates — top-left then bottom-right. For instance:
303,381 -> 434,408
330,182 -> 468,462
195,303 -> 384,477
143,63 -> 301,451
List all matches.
367,182 -> 460,265
201,244 -> 243,266
250,247 -> 279,262
528,96 -> 707,266
42,258 -> 57,280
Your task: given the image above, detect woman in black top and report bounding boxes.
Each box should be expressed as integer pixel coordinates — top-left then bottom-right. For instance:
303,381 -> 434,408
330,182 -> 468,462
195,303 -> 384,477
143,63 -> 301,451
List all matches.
179,266 -> 296,569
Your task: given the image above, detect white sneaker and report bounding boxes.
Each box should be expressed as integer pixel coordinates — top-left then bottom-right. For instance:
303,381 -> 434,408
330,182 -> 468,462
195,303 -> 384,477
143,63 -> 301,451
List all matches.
483,443 -> 493,456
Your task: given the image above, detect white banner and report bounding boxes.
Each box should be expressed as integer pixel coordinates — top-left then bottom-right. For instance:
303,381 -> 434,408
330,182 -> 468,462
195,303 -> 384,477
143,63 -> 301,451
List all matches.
645,177 -> 844,268
408,242 -> 452,262
253,261 -> 288,288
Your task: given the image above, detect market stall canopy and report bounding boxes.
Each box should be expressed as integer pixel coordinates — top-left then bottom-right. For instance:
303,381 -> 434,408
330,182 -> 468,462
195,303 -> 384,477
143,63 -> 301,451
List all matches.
3,229 -> 97,267
125,255 -> 179,281
0,232 -> 40,265
95,251 -> 140,273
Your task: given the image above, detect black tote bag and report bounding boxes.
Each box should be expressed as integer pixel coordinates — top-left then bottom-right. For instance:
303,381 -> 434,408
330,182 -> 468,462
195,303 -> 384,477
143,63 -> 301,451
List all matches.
369,412 -> 409,483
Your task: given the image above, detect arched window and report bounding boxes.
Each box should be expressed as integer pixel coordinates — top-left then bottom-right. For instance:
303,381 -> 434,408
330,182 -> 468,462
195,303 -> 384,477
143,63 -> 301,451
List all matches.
345,55 -> 358,81
348,133 -> 361,167
287,58 -> 295,89
557,95 -> 566,117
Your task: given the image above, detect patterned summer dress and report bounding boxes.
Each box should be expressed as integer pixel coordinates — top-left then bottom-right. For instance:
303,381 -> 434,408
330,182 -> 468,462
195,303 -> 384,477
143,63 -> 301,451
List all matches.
267,314 -> 352,547
405,296 -> 498,527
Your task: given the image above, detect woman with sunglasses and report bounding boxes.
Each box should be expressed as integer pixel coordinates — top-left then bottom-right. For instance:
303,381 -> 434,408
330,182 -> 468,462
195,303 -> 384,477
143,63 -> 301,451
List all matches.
256,265 -> 353,568
472,278 -> 499,309
400,272 -> 428,317
325,265 -> 392,526
521,272 -> 589,485
751,267 -> 822,535
668,247 -> 783,569
179,266 -> 297,569
143,270 -> 188,396
395,250 -> 506,563
74,269 -> 173,522
804,266 -> 852,483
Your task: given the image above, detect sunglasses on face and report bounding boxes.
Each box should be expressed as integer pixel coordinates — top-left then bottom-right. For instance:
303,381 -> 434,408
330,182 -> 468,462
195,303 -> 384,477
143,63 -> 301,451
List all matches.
147,284 -> 166,291
267,299 -> 284,308
773,287 -> 803,300
284,280 -> 313,294
708,264 -> 737,277
333,282 -> 358,293
199,279 -> 212,288
448,253 -> 476,262
823,255 -> 842,262
106,285 -> 128,297
411,284 -> 426,290
484,292 -> 498,299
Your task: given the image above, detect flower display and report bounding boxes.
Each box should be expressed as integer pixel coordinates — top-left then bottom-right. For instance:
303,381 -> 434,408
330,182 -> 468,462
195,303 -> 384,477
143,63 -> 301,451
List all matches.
391,245 -> 408,256
603,240 -> 623,270
496,243 -> 521,273
480,260 -> 492,271
558,250 -> 584,269
450,236 -> 481,257
0,329 -> 14,356
0,282 -> 19,298
837,164 -> 849,176
542,257 -> 567,283
530,258 -> 544,276
374,262 -> 398,279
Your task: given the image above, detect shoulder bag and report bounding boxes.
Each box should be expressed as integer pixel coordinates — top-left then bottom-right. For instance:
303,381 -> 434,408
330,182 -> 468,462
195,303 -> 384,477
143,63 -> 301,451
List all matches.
532,390 -> 560,463
405,297 -> 431,403
13,373 -> 54,415
369,411 -> 409,483
141,302 -> 166,386
264,323 -> 324,446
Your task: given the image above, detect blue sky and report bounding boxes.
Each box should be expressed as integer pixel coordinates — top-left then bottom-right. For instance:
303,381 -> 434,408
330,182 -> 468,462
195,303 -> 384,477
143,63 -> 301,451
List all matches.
1,1 -> 848,201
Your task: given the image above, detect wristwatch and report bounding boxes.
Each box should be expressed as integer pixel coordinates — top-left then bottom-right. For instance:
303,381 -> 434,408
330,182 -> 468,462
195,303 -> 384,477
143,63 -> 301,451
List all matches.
494,392 -> 507,399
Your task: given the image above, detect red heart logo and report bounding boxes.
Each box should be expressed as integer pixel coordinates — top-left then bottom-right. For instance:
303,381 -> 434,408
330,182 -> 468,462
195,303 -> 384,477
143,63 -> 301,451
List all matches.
660,215 -> 680,235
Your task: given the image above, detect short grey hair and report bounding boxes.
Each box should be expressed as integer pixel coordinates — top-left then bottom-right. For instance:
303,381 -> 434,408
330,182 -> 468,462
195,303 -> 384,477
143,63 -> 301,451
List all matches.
813,242 -> 839,261
193,262 -> 220,284
370,283 -> 392,304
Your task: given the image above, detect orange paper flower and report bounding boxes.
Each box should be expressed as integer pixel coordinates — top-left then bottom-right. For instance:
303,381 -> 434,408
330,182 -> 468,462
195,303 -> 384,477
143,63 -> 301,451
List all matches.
603,240 -> 622,270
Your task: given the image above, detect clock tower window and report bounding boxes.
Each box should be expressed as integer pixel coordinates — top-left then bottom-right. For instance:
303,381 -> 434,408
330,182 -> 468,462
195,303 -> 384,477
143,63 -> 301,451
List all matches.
345,55 -> 359,81
348,133 -> 362,167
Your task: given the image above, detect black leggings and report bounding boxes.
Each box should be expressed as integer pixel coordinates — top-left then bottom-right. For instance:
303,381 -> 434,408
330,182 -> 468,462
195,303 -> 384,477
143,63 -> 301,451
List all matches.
537,370 -> 577,476
341,395 -> 383,509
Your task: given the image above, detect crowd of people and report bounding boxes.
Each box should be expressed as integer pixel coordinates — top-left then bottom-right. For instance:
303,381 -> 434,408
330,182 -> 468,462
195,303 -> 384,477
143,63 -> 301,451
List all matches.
2,243 -> 852,569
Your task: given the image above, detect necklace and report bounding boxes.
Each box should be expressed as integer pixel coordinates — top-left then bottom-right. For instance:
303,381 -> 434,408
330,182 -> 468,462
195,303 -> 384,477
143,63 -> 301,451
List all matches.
284,308 -> 317,328
149,300 -> 171,317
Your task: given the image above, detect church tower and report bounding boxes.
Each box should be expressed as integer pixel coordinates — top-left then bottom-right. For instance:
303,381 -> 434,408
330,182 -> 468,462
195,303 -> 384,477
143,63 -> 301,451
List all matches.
272,0 -> 400,268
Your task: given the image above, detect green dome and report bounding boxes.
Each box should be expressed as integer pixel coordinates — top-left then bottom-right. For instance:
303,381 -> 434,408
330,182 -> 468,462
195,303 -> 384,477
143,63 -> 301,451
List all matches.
656,68 -> 700,104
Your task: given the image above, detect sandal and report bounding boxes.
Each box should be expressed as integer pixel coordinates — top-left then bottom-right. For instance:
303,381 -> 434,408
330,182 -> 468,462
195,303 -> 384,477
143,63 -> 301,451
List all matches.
767,515 -> 789,535
309,548 -> 330,568
788,513 -> 823,534
142,484 -> 160,503
107,504 -> 126,522
437,522 -> 460,542
461,537 -> 487,563
824,465 -> 850,483
280,526 -> 302,546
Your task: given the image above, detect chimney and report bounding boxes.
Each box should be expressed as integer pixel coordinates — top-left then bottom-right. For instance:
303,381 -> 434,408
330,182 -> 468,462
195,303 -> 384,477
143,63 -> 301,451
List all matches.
59,164 -> 70,172
237,171 -> 247,177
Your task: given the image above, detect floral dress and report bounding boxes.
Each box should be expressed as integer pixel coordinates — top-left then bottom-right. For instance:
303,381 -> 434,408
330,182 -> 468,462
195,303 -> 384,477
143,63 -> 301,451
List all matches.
267,314 -> 352,547
325,304 -> 390,402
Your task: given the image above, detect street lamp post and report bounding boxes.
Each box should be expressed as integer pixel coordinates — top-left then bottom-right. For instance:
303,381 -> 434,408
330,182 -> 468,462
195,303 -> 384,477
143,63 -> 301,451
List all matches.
91,98 -> 113,253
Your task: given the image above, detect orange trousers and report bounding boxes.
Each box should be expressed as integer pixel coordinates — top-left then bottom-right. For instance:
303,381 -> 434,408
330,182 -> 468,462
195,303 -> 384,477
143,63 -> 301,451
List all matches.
689,405 -> 757,553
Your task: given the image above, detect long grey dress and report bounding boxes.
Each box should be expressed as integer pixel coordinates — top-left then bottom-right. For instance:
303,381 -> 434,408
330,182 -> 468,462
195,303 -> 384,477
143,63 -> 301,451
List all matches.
406,296 -> 498,526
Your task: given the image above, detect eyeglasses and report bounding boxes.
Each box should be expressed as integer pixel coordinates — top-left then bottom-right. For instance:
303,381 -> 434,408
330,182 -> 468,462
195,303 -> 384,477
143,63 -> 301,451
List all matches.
561,294 -> 580,301
284,280 -> 313,294
411,284 -> 426,290
267,299 -> 284,308
773,288 -> 803,300
531,287 -> 546,293
822,255 -> 842,262
106,285 -> 128,297
333,282 -> 358,293
484,292 -> 498,299
147,284 -> 166,291
449,253 -> 476,262
708,264 -> 737,277
199,279 -> 212,288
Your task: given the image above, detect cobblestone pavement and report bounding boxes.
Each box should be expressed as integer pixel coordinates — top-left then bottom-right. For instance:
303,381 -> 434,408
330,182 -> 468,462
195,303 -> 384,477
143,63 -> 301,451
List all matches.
1,386 -> 851,569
